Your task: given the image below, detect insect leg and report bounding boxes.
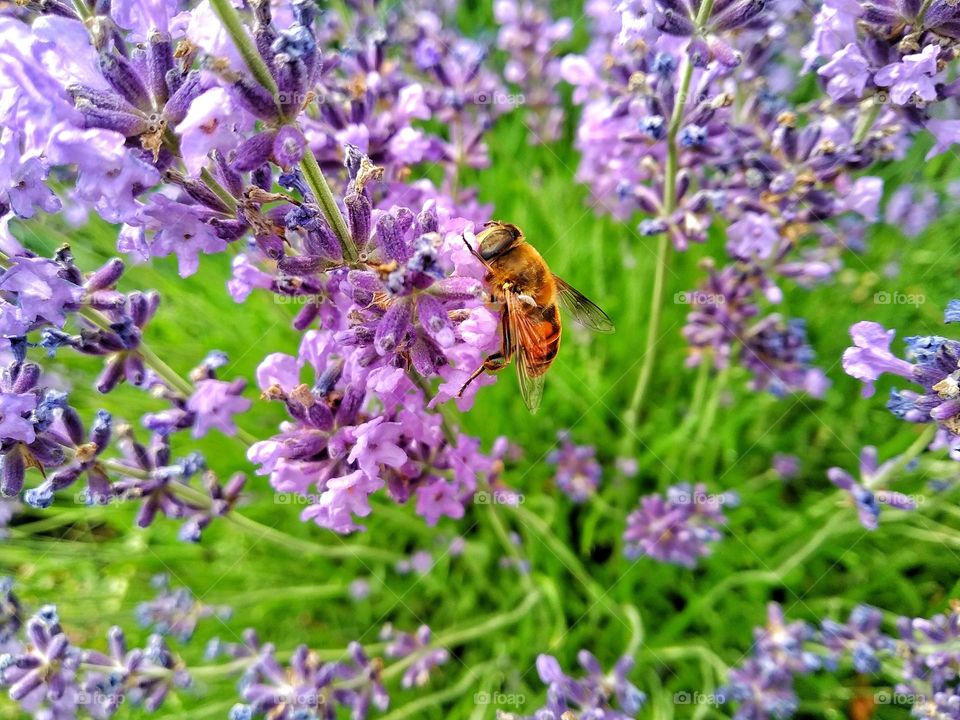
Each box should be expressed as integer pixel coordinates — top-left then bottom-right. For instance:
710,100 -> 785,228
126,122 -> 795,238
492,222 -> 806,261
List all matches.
457,352 -> 509,398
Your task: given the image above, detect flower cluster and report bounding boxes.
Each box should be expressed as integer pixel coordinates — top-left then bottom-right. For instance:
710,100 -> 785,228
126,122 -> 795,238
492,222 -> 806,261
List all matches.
511,651 -> 646,719
0,0 -> 525,537
623,482 -> 737,567
0,576 -> 452,720
556,0 -> 960,395
726,600 -> 960,720
723,603 -> 820,720
827,446 -> 918,529
0,589 -> 189,718
843,300 -> 960,458
135,575 -> 232,643
494,0 -> 573,143
547,430 -> 602,503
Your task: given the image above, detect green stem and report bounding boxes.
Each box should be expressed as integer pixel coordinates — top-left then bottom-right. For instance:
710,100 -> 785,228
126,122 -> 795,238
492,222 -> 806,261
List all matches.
622,230 -> 670,439
511,504 -> 606,605
135,340 -> 194,397
300,148 -> 358,263
378,663 -> 495,720
200,167 -> 238,214
430,589 -> 540,648
655,513 -> 848,641
623,603 -> 645,658
852,102 -> 882,144
220,504 -> 404,563
70,0 -> 92,20
482,499 -> 538,597
208,0 -> 279,99
622,0 -> 714,438
865,424 -> 936,490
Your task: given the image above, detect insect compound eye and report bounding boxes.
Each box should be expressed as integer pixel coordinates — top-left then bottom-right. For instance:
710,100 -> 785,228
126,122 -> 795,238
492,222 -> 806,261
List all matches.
478,225 -> 519,259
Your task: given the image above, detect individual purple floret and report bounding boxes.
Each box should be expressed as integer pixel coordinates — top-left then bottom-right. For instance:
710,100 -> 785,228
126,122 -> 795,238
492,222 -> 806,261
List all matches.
232,640 -> 389,719
546,430 -> 602,503
0,606 -> 75,708
79,627 -> 190,715
381,624 -> 449,688
827,446 -> 917,530
523,651 -> 646,719
723,658 -> 798,720
753,604 -> 821,676
820,604 -> 894,674
0,360 -> 71,498
623,482 -> 737,567
844,302 -> 960,460
135,575 -> 232,643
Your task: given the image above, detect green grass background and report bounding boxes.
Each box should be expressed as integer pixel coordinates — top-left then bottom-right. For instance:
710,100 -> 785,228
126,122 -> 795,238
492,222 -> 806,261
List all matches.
4,4 -> 960,718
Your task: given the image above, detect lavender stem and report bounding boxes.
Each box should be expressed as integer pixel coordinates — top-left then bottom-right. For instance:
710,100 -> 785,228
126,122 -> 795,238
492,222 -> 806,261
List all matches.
300,147 -> 359,263
208,0 -> 280,101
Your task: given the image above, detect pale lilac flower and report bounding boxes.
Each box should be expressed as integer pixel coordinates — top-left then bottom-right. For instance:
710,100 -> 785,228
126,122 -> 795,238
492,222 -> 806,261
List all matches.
415,478 -> 465,525
843,177 -> 883,220
817,43 -> 870,101
0,386 -> 38,446
0,257 -> 81,326
623,482 -> 737,567
925,119 -> 960,159
827,446 -> 917,530
547,431 -> 601,503
727,213 -> 780,262
875,44 -> 941,105
186,379 -> 251,438
841,322 -> 914,397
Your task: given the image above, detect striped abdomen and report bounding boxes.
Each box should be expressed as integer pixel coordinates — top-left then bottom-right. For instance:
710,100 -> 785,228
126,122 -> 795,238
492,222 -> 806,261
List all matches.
523,302 -> 561,376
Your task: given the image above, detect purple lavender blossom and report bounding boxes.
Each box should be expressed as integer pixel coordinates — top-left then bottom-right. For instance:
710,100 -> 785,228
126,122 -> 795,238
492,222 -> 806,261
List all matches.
528,651 -> 646,718
233,641 -> 389,719
547,431 -> 601,503
844,303 -> 960,451
821,604 -> 894,673
135,575 -> 231,643
623,482 -> 737,567
827,446 -> 918,530
382,624 -> 449,688
772,453 -> 800,479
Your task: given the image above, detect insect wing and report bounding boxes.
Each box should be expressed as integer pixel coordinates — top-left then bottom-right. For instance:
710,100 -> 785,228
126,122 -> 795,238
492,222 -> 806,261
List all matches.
553,275 -> 614,333
505,291 -> 546,413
